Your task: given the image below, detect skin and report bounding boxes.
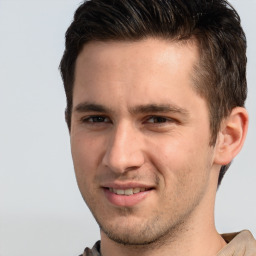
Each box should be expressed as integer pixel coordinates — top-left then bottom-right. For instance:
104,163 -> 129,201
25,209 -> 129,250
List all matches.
70,38 -> 248,256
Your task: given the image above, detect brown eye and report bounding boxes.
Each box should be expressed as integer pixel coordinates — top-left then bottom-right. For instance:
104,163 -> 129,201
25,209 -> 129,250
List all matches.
83,116 -> 111,123
147,116 -> 169,123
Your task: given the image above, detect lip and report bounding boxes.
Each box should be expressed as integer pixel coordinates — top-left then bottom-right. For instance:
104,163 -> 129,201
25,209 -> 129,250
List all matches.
102,182 -> 154,207
102,181 -> 154,189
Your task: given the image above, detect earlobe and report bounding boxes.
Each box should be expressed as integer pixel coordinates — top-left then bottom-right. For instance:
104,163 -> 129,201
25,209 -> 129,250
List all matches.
214,107 -> 249,165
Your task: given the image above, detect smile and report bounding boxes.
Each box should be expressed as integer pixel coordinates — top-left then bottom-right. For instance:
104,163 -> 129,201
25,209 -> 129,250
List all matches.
104,186 -> 152,207
108,187 -> 149,196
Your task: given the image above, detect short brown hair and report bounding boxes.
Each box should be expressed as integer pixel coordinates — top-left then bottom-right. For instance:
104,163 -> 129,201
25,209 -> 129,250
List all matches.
59,0 -> 247,186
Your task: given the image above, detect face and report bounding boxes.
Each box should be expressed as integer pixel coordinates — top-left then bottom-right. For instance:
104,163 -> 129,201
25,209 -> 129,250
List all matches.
71,38 -> 218,245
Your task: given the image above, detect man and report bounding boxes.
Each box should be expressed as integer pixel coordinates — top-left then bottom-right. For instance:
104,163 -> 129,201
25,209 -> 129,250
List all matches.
59,0 -> 256,255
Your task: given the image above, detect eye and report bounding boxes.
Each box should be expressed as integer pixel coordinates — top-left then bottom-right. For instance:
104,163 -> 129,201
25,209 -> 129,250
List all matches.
82,115 -> 111,123
146,116 -> 172,124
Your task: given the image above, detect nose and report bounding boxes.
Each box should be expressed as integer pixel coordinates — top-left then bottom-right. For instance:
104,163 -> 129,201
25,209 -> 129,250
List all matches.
102,122 -> 145,174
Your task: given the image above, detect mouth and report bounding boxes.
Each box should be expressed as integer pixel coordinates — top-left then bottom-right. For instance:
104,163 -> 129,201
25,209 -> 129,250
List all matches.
107,187 -> 151,196
103,185 -> 153,207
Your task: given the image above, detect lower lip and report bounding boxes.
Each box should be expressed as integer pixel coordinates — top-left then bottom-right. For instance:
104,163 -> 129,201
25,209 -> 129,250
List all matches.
103,188 -> 151,207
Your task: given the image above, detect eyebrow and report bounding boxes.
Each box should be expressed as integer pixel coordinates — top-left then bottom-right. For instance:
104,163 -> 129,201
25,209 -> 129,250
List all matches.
129,104 -> 189,116
73,102 -> 189,117
74,102 -> 112,113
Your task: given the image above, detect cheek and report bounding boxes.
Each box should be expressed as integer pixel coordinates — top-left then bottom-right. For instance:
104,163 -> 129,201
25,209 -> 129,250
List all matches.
71,131 -> 105,162
147,135 -> 193,170
147,134 -> 212,184
70,134 -> 104,184
70,136 -> 101,204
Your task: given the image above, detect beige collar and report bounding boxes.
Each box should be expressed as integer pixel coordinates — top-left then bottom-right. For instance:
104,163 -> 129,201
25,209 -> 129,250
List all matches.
218,230 -> 256,256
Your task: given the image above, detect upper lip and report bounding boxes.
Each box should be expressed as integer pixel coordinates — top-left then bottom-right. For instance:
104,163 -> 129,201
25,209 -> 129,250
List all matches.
101,182 -> 155,190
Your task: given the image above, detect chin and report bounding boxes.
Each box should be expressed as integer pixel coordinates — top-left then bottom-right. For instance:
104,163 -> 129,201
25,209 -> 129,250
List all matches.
101,225 -> 160,246
97,214 -> 182,247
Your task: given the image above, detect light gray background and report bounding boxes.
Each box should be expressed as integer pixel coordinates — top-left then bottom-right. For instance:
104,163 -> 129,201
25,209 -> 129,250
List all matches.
0,1 -> 255,255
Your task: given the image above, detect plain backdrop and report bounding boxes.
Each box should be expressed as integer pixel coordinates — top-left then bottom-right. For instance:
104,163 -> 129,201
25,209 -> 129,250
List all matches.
0,1 -> 255,255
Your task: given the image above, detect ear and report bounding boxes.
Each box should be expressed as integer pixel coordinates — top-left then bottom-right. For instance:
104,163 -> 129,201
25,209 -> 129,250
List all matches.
214,107 -> 249,165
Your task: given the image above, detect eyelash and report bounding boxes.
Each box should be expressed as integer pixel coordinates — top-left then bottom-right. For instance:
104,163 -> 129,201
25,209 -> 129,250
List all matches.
80,115 -> 176,126
81,115 -> 111,124
146,116 -> 174,124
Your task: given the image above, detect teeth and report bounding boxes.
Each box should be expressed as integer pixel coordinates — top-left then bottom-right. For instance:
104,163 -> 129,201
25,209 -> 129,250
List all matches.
110,188 -> 148,196
133,188 -> 140,194
124,188 -> 133,195
116,189 -> 124,195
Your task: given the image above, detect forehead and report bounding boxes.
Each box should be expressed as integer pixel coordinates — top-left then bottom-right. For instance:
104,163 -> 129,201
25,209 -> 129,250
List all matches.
73,38 -> 201,108
75,38 -> 199,75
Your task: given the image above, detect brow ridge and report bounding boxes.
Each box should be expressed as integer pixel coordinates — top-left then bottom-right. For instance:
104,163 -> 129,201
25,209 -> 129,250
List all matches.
129,104 -> 189,116
73,102 -> 189,117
